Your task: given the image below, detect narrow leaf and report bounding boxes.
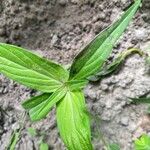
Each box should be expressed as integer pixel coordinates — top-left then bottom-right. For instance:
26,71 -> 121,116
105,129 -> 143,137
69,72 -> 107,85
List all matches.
146,57 -> 150,65
7,112 -> 26,150
89,48 -> 143,81
56,90 -> 93,150
130,97 -> 150,104
134,134 -> 150,150
22,93 -> 52,109
7,131 -> 20,150
0,43 -> 69,93
29,87 -> 67,121
69,0 -> 141,80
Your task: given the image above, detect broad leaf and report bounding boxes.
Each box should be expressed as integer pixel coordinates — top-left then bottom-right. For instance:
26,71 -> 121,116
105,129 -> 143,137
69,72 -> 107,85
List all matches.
69,0 -> 141,80
56,91 -> 93,150
0,43 -> 69,93
89,48 -> 142,81
28,87 -> 67,121
135,134 -> 150,150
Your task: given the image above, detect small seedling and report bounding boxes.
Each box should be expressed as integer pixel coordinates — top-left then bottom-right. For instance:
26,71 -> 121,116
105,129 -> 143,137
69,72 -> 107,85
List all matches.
0,0 -> 141,149
134,134 -> 150,150
40,141 -> 49,150
27,127 -> 37,137
27,127 -> 49,150
6,112 -> 26,150
108,143 -> 120,150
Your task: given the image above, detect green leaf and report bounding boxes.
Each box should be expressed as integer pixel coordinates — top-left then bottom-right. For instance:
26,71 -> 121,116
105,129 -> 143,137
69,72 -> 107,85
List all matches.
147,107 -> 150,114
0,43 -> 69,93
89,48 -> 143,81
108,143 -> 120,150
69,0 -> 141,80
56,90 -> 93,150
27,127 -> 37,137
134,134 -> 150,150
130,97 -> 150,104
22,93 -> 52,109
67,79 -> 88,91
7,131 -> 20,150
29,87 -> 67,121
40,142 -> 49,150
146,57 -> 150,65
130,97 -> 150,114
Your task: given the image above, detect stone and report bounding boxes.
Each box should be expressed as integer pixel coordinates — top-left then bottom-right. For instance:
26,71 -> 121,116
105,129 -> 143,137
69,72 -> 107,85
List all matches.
71,0 -> 79,4
58,0 -> 68,6
134,28 -> 148,40
120,117 -> 129,126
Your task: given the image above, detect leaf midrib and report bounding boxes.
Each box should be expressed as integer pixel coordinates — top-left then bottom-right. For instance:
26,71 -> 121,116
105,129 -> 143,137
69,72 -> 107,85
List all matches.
0,56 -> 62,84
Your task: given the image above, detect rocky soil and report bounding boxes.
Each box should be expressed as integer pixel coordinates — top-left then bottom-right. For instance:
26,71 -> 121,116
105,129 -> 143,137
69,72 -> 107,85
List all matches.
0,0 -> 150,149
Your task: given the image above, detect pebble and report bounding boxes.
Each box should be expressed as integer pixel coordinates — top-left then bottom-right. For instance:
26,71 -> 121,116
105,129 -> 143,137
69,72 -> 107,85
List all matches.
12,122 -> 20,130
134,28 -> 148,40
128,122 -> 137,132
120,117 -> 129,126
87,90 -> 97,100
51,34 -> 58,45
101,84 -> 108,91
105,99 -> 113,108
120,0 -> 128,4
58,0 -> 68,6
71,0 -> 79,4
0,28 -> 5,36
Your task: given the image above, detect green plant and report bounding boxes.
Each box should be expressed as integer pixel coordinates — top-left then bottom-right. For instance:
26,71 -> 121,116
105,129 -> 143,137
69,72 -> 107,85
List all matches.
40,141 -> 49,150
89,112 -> 120,150
108,143 -> 120,150
134,134 -> 150,150
27,127 -> 49,150
130,97 -> 150,114
89,48 -> 143,81
130,52 -> 150,113
6,112 -> 26,150
27,127 -> 37,137
0,0 -> 141,149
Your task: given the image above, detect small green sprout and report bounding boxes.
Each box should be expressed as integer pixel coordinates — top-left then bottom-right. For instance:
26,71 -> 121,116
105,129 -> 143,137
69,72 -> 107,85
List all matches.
108,143 -> 120,150
6,112 -> 26,150
27,127 -> 37,137
134,134 -> 150,150
40,141 -> 49,150
27,127 -> 49,150
0,0 -> 141,149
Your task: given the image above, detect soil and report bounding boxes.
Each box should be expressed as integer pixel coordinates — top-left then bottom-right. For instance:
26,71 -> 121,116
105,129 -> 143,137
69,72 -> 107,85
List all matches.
0,0 -> 150,149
